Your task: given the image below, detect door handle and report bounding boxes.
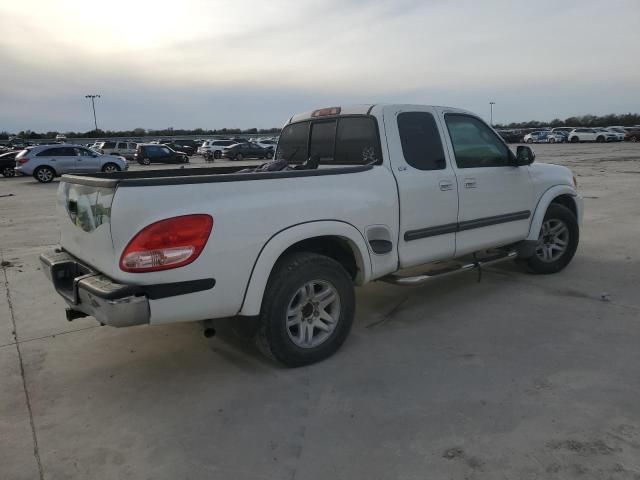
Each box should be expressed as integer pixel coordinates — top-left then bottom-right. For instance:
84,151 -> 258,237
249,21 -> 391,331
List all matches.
439,180 -> 453,191
464,178 -> 477,188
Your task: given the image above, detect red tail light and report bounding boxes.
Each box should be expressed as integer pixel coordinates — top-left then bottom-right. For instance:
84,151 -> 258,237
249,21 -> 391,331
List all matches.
120,215 -> 213,272
17,157 -> 29,164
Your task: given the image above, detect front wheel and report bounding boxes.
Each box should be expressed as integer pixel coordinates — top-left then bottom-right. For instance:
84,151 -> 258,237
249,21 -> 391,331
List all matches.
141,158 -> 151,165
596,136 -> 605,143
101,163 -> 120,173
526,204 -> 579,274
2,166 -> 16,177
570,136 -> 579,143
214,150 -> 222,159
235,153 -> 243,161
526,138 -> 533,144
266,151 -> 274,159
256,252 -> 355,367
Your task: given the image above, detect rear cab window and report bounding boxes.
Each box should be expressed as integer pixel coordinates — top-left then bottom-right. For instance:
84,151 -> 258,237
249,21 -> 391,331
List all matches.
397,112 -> 446,170
276,116 -> 381,165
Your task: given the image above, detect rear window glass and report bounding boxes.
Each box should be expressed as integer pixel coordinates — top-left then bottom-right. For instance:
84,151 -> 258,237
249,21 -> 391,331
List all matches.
103,141 -> 116,149
335,117 -> 381,164
309,121 -> 336,162
277,116 -> 381,165
277,122 -> 309,163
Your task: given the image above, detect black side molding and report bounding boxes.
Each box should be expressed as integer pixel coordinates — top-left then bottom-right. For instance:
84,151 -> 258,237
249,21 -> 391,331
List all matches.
404,223 -> 458,241
404,210 -> 531,242
143,279 -> 216,300
457,210 -> 531,232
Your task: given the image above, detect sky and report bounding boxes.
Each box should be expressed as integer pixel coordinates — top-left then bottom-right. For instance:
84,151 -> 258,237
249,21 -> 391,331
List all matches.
1,0 -> 639,132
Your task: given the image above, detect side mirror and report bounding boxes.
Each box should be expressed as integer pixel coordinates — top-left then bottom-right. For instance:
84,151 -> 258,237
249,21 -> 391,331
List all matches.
515,145 -> 535,166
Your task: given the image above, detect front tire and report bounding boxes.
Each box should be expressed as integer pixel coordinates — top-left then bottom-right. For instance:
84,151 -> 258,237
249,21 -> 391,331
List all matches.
235,153 -> 243,161
526,204 -> 579,274
214,150 -> 222,159
256,252 -> 355,367
266,151 -> 274,159
526,138 -> 533,144
34,166 -> 55,183
571,136 -> 579,143
141,158 -> 151,165
101,163 -> 120,173
596,136 -> 605,143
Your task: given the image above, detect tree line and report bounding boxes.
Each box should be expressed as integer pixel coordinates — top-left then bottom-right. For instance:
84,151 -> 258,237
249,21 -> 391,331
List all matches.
0,126 -> 282,140
495,113 -> 640,129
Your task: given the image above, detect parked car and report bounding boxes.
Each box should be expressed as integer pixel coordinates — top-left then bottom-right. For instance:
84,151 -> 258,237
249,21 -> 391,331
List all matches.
134,144 -> 189,165
14,145 -> 127,183
567,128 -> 611,143
96,141 -> 138,159
200,139 -> 237,159
160,142 -> 195,156
623,127 -> 640,142
496,130 -> 523,143
40,103 -> 582,366
0,150 -> 18,177
253,140 -> 277,151
169,139 -> 198,155
222,142 -> 274,160
594,128 -> 620,142
523,131 -> 551,143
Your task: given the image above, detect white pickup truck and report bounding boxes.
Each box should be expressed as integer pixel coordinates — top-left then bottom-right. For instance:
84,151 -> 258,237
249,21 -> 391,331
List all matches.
40,104 -> 583,366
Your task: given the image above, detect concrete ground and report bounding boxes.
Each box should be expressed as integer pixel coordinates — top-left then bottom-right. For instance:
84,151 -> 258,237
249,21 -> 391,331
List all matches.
1,144 -> 640,480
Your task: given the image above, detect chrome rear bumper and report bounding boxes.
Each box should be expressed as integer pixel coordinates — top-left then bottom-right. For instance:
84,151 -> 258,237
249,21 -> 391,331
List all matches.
40,250 -> 149,327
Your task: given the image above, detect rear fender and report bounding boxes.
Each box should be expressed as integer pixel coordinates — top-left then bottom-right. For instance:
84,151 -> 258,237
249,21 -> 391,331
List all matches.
239,221 -> 372,317
527,185 -> 582,241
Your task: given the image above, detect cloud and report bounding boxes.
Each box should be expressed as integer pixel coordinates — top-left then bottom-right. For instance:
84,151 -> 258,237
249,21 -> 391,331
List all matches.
1,0 -> 639,131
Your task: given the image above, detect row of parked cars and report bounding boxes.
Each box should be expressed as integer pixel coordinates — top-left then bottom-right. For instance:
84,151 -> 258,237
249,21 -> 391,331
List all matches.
498,126 -> 640,144
0,136 -> 281,182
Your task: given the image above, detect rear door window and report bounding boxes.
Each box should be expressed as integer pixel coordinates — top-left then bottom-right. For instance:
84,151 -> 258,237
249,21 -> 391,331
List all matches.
397,112 -> 445,170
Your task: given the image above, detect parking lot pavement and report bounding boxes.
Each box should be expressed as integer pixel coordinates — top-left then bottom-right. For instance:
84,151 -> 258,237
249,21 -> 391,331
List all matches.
1,144 -> 640,479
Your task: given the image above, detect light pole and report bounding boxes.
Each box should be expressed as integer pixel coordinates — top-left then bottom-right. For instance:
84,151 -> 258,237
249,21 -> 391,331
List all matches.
85,94 -> 101,132
489,101 -> 496,126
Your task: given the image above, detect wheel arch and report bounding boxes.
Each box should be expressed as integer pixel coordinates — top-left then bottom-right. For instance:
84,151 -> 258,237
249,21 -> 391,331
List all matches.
239,221 -> 372,316
527,186 -> 582,241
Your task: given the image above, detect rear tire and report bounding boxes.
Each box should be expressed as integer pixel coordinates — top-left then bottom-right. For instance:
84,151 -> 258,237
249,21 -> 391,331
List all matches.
631,136 -> 638,143
526,138 -> 533,144
214,150 -> 222,159
256,252 -> 355,367
266,151 -> 274,159
526,203 -> 579,274
596,136 -> 605,143
235,153 -> 243,161
34,166 -> 55,183
101,163 -> 120,173
2,166 -> 15,177
571,136 -> 579,143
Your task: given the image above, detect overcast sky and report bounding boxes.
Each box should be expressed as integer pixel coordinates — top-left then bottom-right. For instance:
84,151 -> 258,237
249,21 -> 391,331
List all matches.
1,0 -> 639,132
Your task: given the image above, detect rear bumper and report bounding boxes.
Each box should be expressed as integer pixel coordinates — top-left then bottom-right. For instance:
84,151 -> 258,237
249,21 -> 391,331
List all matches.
40,250 -> 150,327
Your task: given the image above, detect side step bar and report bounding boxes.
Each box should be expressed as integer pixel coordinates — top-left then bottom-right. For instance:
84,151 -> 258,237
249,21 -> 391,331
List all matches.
381,250 -> 517,286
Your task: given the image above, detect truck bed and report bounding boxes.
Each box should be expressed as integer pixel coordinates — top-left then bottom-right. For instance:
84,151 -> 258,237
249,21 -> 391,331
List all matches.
61,164 -> 373,188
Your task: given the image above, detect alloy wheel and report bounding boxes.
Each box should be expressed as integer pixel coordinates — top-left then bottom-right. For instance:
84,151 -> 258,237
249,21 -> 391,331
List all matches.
286,280 -> 341,348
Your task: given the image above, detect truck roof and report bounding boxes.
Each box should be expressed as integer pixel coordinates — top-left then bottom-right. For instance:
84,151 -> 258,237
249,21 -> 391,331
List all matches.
287,104 -> 472,124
